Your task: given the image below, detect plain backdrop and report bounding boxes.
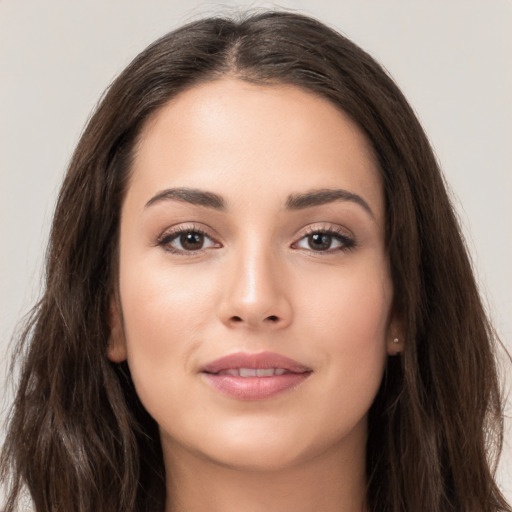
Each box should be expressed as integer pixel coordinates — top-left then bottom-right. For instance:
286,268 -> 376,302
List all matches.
1,0 -> 511,503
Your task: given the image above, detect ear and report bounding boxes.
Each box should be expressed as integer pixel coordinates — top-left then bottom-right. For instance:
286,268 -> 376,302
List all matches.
107,297 -> 127,362
387,315 -> 405,356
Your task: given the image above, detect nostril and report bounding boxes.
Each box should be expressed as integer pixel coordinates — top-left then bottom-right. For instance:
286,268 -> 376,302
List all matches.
227,314 -> 281,325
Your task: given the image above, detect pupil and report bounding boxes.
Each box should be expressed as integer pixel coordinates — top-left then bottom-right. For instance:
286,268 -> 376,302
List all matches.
309,233 -> 331,251
181,232 -> 204,250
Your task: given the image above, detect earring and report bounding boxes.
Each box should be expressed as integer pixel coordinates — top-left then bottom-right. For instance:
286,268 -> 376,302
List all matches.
393,337 -> 399,344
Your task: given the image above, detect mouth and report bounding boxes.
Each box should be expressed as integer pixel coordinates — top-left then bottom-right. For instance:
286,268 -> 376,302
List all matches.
200,351 -> 312,400
211,368 -> 296,377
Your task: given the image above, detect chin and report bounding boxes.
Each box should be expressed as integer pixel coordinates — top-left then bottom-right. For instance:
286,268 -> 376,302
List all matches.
201,440 -> 310,473
185,420 -> 359,474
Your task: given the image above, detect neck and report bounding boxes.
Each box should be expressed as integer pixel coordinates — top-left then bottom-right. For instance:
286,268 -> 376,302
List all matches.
163,432 -> 368,512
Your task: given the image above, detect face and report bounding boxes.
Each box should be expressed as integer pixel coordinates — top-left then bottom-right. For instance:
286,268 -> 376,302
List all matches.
109,79 -> 399,472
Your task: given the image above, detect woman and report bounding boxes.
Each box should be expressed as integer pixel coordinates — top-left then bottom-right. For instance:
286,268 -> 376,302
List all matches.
1,11 -> 509,512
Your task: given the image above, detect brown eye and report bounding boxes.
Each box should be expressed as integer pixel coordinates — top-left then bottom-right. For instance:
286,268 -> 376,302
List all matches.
158,228 -> 219,254
180,232 -> 205,250
294,229 -> 355,253
307,233 -> 333,251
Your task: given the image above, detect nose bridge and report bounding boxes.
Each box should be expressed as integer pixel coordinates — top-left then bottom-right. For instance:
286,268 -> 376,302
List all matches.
237,242 -> 275,308
220,235 -> 291,329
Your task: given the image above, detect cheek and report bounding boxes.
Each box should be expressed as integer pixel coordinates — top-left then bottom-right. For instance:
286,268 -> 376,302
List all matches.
297,255 -> 392,340
120,257 -> 216,343
295,257 -> 391,399
117,259 -> 219,403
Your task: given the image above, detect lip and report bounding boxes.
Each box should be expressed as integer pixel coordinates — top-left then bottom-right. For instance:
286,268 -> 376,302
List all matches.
200,351 -> 312,401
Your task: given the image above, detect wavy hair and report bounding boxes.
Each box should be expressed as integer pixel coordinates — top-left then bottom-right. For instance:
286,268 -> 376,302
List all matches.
1,11 -> 510,512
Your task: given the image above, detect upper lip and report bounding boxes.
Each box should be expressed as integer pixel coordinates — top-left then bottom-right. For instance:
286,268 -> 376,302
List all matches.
200,351 -> 312,374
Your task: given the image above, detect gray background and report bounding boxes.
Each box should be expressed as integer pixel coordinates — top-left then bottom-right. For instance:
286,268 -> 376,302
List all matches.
1,0 -> 510,502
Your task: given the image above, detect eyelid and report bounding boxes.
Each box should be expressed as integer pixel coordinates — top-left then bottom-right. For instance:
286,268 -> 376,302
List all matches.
154,222 -> 355,255
291,223 -> 356,253
155,222 -> 222,254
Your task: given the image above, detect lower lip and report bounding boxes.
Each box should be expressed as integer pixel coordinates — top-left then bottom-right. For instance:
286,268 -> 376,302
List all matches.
201,372 -> 311,400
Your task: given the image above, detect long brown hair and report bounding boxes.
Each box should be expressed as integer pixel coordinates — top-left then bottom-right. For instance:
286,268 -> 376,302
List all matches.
1,11 -> 509,512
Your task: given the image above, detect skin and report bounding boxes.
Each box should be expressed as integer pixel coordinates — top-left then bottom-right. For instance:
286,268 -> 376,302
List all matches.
109,79 -> 402,512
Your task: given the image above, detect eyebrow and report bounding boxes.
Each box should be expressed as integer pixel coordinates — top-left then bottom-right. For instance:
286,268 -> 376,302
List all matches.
145,188 -> 225,210
144,186 -> 374,218
285,188 -> 374,218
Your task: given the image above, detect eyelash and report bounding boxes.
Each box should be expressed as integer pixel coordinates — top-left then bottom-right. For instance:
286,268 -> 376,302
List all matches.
156,224 -> 219,255
292,225 -> 356,254
156,224 -> 356,255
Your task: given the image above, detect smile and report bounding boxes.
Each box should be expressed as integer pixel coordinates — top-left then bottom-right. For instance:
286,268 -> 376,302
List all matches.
200,351 -> 312,400
214,368 -> 291,377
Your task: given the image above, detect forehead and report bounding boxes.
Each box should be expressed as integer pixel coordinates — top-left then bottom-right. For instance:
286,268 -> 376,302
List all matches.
128,79 -> 383,219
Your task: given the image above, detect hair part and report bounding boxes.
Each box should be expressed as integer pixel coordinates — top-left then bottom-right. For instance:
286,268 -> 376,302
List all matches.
1,11 -> 510,512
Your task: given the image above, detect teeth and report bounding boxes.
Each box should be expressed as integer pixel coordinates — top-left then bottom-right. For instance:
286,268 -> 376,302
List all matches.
256,368 -> 275,377
239,368 -> 257,377
216,368 -> 289,377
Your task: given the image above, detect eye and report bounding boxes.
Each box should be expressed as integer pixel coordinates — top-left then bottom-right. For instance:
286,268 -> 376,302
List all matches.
157,227 -> 220,254
293,228 -> 355,252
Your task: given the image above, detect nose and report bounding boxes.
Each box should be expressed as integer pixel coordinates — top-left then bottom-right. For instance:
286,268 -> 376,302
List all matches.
217,245 -> 293,330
